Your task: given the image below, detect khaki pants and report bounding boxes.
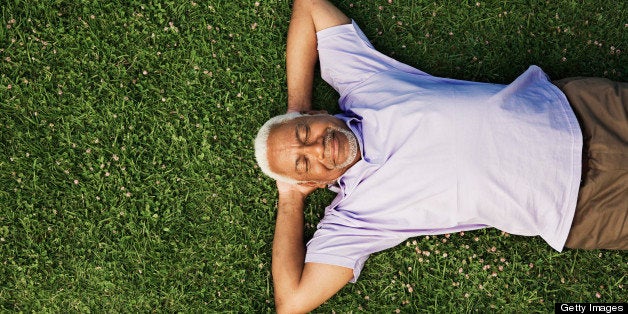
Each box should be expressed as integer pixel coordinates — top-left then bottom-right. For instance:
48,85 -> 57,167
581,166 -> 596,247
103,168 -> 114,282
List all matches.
553,77 -> 627,250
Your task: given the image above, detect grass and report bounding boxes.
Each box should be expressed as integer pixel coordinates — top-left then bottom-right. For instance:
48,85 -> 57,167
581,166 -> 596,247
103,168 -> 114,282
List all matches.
0,0 -> 626,312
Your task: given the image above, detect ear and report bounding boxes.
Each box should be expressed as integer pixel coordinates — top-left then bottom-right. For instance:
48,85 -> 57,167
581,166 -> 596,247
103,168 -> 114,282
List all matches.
301,110 -> 328,115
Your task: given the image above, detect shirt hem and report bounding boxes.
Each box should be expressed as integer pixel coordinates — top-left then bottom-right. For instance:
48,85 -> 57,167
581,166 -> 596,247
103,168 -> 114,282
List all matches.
540,77 -> 583,252
305,253 -> 362,283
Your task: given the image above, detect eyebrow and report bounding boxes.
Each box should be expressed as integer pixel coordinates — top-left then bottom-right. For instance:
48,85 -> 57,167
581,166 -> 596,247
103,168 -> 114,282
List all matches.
294,124 -> 303,173
295,123 -> 308,142
295,156 -> 303,173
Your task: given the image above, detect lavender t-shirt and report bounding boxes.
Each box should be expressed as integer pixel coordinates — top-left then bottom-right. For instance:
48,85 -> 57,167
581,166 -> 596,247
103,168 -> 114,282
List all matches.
305,21 -> 582,282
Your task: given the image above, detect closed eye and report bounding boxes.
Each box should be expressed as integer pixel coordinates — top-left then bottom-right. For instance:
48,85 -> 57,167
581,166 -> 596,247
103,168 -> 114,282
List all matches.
295,124 -> 310,173
296,123 -> 309,144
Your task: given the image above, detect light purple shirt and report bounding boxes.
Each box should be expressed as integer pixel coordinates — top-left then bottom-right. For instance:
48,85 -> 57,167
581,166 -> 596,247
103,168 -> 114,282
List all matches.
305,21 -> 582,282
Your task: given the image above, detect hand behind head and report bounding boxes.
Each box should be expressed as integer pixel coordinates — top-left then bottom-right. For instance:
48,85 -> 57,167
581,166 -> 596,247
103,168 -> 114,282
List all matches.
276,180 -> 322,198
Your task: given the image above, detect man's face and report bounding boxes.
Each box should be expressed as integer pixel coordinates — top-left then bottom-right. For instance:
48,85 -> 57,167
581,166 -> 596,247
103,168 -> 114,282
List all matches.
267,115 -> 361,184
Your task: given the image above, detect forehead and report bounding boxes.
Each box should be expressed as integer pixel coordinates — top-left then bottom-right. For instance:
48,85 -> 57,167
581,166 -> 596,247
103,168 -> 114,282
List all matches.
265,119 -> 300,178
268,119 -> 298,145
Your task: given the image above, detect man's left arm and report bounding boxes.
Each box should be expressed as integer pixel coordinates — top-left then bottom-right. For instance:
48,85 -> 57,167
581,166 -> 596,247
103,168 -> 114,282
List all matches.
272,181 -> 353,313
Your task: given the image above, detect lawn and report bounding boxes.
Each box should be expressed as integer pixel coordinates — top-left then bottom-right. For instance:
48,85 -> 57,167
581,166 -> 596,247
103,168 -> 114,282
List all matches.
0,0 -> 626,312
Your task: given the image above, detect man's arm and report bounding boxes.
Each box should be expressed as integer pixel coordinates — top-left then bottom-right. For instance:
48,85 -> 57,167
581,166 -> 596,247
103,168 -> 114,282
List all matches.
273,181 -> 353,313
286,0 -> 351,113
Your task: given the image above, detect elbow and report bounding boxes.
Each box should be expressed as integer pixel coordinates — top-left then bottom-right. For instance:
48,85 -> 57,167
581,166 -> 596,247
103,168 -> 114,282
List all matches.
275,296 -> 309,314
275,303 -> 304,314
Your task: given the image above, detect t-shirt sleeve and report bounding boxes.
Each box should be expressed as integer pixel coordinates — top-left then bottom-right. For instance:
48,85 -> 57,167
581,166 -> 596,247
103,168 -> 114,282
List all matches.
316,20 -> 428,98
305,214 -> 405,283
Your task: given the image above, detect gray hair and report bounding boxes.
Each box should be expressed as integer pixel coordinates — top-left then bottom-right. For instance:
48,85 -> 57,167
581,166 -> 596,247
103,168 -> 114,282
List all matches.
254,112 -> 304,184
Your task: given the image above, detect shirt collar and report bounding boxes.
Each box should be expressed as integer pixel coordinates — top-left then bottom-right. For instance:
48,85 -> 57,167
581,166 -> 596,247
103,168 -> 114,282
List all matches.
328,113 -> 378,196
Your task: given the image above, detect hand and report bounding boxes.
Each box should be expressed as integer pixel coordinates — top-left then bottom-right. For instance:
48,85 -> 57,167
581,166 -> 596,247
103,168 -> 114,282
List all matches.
276,180 -> 320,199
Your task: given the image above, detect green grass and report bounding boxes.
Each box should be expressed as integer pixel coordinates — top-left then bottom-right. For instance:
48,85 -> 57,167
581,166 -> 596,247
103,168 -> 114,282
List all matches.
0,0 -> 625,312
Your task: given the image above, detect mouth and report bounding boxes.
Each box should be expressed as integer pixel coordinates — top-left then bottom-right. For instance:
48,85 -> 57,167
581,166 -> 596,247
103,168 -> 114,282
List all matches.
324,126 -> 357,170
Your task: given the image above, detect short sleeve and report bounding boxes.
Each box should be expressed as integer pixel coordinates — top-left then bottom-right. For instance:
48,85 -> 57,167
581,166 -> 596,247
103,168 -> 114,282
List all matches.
305,215 -> 405,283
316,20 -> 427,97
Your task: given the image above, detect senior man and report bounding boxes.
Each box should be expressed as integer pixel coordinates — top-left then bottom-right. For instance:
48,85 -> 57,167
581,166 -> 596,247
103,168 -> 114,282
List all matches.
255,0 -> 627,312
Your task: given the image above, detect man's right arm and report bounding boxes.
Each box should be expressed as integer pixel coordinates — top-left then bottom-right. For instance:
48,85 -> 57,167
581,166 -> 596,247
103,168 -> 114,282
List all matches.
286,0 -> 351,113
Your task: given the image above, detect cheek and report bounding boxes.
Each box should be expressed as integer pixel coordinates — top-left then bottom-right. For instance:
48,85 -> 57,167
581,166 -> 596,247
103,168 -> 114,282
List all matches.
319,166 -> 344,181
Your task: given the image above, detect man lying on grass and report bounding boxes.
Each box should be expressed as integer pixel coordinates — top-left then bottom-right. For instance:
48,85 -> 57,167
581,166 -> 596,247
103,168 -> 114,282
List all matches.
254,0 -> 627,312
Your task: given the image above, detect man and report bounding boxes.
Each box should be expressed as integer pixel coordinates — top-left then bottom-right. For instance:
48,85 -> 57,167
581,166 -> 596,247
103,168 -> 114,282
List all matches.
254,0 -> 627,312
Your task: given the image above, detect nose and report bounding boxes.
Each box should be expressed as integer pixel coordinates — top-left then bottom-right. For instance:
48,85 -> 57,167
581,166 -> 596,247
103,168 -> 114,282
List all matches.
299,136 -> 325,161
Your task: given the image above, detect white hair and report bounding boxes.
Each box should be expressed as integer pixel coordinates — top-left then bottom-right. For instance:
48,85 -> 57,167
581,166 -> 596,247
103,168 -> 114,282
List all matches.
254,112 -> 304,184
